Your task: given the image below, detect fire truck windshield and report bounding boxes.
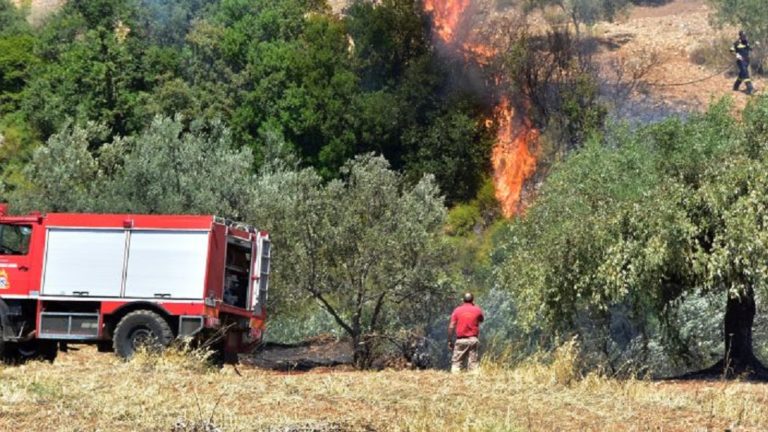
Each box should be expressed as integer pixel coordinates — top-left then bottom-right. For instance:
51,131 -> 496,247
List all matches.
0,224 -> 31,255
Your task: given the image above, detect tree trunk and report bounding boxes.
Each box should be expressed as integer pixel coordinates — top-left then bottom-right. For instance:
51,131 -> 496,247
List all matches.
722,285 -> 761,376
676,286 -> 768,380
352,334 -> 374,370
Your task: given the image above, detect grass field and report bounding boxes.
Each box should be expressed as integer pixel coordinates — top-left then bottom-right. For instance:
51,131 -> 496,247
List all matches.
0,345 -> 767,431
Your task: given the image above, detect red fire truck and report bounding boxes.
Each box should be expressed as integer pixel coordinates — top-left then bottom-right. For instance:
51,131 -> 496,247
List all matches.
0,204 -> 270,362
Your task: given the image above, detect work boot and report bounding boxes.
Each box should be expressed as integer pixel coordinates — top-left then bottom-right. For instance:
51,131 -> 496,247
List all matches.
734,80 -> 742,91
746,82 -> 755,95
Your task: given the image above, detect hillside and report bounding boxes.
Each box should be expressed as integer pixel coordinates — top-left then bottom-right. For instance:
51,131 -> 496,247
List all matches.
11,0 -> 755,111
596,0 -> 751,112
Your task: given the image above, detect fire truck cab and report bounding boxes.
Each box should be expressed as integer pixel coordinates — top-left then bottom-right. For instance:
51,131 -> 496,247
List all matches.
0,204 -> 270,362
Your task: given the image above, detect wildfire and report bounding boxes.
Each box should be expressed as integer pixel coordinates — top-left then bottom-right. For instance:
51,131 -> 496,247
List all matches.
491,98 -> 539,216
461,42 -> 496,65
423,0 -> 471,44
423,0 -> 540,217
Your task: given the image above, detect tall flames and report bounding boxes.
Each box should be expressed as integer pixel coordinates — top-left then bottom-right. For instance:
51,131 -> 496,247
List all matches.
423,0 -> 471,44
491,98 -> 539,216
423,0 -> 539,217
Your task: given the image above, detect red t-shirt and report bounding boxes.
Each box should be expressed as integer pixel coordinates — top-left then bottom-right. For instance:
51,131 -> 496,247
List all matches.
450,303 -> 484,338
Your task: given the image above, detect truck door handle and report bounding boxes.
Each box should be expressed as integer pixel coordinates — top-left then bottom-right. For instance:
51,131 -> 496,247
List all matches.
154,293 -> 171,298
72,291 -> 89,296
18,266 -> 28,272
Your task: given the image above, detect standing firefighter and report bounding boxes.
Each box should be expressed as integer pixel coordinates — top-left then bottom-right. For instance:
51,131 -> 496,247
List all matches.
448,292 -> 484,373
731,30 -> 754,95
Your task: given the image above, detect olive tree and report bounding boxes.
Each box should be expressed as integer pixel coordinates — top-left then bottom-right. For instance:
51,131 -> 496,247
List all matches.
10,115 -> 253,217
494,98 -> 768,379
249,154 -> 453,368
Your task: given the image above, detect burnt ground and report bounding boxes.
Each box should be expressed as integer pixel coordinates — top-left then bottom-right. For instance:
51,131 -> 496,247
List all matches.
241,336 -> 355,372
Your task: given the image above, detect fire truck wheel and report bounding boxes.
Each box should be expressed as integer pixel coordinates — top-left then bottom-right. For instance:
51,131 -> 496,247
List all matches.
14,340 -> 57,363
113,310 -> 173,359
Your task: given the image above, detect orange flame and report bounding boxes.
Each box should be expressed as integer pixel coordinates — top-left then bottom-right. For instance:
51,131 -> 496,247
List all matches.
423,0 -> 540,217
461,42 -> 496,65
423,0 -> 471,44
491,98 -> 539,216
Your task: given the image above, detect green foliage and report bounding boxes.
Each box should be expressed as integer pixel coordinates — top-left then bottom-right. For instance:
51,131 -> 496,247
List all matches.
10,121 -> 105,212
0,114 -> 42,200
102,116 -> 253,216
0,0 -> 493,203
445,177 -> 500,236
11,116 -> 252,217
491,97 -> 768,372
501,29 -> 607,153
248,154 -> 452,368
345,0 -> 429,89
0,0 -> 30,37
559,72 -> 607,145
446,203 -> 481,237
0,35 -> 39,114
403,107 -> 492,203
23,23 -> 174,138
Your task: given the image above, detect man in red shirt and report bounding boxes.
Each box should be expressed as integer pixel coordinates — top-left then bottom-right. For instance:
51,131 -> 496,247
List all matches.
448,292 -> 484,373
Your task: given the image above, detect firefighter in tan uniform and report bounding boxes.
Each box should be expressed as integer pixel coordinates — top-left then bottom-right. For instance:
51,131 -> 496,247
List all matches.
448,292 -> 484,373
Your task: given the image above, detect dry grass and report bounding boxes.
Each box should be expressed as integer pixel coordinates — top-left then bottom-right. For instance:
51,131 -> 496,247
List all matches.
0,345 -> 767,431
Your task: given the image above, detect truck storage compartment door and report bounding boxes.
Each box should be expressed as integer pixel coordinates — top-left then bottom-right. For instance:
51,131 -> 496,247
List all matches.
42,228 -> 126,297
223,236 -> 252,309
251,236 -> 270,314
124,230 -> 209,299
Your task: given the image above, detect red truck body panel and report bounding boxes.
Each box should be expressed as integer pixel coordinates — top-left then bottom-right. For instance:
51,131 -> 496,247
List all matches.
0,208 -> 270,353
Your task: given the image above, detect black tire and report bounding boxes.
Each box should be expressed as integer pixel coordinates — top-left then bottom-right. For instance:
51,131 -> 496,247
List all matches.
0,331 -> 16,364
1,343 -> 20,364
32,340 -> 58,362
0,324 -> 5,361
10,339 -> 57,363
112,310 -> 173,359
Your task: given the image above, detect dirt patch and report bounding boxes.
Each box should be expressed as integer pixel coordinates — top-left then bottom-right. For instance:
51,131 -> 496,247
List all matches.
596,0 -> 754,114
628,0 -> 708,19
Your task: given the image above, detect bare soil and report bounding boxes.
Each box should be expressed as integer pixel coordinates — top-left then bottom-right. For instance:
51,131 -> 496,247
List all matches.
595,0 -> 753,112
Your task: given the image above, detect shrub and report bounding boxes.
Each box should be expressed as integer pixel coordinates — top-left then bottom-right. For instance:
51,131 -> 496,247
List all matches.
689,36 -> 734,70
445,203 -> 481,236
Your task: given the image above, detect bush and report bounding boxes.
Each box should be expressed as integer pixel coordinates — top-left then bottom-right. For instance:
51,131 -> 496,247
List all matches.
445,203 -> 481,236
689,36 -> 734,70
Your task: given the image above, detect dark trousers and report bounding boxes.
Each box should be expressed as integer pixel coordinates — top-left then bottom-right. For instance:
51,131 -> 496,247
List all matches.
734,60 -> 753,93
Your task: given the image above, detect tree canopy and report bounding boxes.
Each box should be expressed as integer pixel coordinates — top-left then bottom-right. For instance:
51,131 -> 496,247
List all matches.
493,97 -> 768,377
248,155 -> 452,368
